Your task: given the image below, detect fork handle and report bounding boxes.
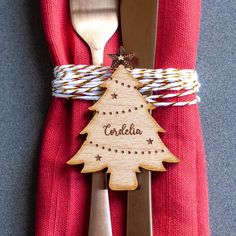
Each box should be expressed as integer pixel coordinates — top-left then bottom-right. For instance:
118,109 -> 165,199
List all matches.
88,50 -> 112,236
89,172 -> 112,236
91,47 -> 104,66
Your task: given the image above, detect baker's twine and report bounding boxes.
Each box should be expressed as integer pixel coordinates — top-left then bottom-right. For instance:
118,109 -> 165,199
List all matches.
52,65 -> 200,107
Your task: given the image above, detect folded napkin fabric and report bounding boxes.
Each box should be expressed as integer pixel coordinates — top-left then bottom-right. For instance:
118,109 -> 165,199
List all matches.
36,0 -> 210,235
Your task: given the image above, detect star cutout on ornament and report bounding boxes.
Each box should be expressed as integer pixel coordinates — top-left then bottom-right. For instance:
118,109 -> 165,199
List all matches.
108,46 -> 135,69
111,93 -> 118,99
146,138 -> 154,144
95,154 -> 102,161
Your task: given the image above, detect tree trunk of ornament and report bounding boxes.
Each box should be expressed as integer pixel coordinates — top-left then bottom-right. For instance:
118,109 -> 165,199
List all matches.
109,169 -> 138,190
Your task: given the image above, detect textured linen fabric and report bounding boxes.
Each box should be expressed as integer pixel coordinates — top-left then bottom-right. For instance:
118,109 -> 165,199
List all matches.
36,0 -> 210,235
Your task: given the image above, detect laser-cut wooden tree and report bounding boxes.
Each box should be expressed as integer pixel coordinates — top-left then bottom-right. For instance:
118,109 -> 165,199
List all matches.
67,65 -> 179,190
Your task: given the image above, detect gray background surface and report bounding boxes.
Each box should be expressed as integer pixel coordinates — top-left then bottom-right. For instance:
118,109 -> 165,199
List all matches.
0,0 -> 235,235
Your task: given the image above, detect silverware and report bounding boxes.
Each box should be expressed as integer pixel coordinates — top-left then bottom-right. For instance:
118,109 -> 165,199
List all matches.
70,1 -> 119,235
120,0 -> 159,235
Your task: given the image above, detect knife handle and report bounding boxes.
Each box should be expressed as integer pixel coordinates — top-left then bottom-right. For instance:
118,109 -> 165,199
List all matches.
88,172 -> 112,236
127,170 -> 153,236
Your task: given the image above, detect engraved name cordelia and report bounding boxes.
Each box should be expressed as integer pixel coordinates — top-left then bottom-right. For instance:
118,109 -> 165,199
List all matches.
103,123 -> 143,136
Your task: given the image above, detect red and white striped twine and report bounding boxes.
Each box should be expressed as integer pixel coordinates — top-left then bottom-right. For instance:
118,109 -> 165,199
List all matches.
52,64 -> 200,107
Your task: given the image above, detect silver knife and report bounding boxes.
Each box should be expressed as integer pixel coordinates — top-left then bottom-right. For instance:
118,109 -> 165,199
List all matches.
120,0 -> 159,235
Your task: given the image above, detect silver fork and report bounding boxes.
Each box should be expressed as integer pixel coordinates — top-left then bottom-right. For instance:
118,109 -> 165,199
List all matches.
70,1 -> 119,235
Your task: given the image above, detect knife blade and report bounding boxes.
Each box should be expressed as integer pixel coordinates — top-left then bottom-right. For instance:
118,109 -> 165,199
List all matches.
120,0 -> 158,69
120,0 -> 159,235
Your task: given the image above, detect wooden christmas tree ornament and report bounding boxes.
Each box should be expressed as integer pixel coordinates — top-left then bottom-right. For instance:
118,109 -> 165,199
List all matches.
67,65 -> 179,190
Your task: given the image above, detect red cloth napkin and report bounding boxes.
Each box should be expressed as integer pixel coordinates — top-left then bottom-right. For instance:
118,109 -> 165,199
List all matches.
36,0 -> 210,235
